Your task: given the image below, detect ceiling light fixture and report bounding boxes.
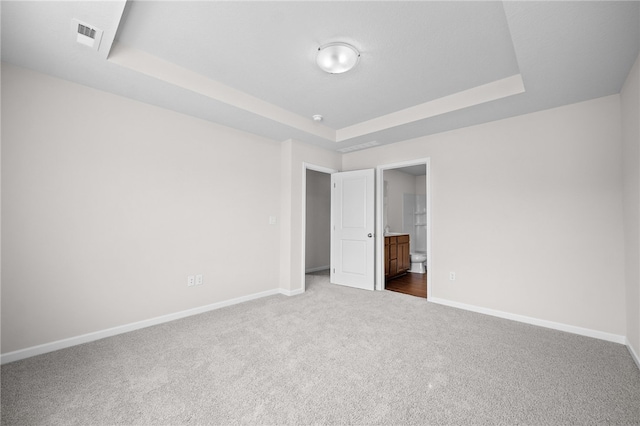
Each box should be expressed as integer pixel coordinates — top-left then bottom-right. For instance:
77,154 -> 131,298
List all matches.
317,42 -> 360,74
312,114 -> 323,122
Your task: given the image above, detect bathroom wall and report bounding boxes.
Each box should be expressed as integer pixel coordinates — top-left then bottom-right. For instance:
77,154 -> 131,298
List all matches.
412,174 -> 428,253
383,169 -> 416,233
305,169 -> 331,272
384,169 -> 427,253
410,193 -> 427,253
416,175 -> 426,195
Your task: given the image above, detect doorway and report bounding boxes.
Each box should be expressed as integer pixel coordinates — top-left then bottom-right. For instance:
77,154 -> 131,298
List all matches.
305,169 -> 331,274
301,163 -> 337,292
376,159 -> 431,298
301,160 -> 430,296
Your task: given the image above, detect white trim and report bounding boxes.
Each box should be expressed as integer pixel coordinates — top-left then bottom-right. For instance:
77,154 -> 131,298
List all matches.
375,158 -> 431,297
301,163 -> 338,293
109,43 -> 336,141
279,287 -> 305,297
627,339 -> 640,370
305,265 -> 330,273
336,74 -> 525,141
429,297 -> 626,344
4,287 -> 634,367
110,43 -> 522,145
1,288 -> 288,365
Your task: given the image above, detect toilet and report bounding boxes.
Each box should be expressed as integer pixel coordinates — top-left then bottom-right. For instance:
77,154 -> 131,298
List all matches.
409,252 -> 427,274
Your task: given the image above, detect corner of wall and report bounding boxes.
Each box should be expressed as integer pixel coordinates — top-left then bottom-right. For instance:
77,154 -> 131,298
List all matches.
279,140 -> 341,293
621,52 -> 640,361
279,140 -> 294,291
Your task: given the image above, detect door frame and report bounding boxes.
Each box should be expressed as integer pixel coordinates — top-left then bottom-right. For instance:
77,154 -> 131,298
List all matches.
301,162 -> 338,292
375,158 -> 432,298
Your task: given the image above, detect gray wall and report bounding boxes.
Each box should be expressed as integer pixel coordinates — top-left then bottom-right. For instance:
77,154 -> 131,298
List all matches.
383,169 -> 416,233
3,56 -> 639,359
305,170 -> 330,271
622,53 -> 640,358
1,64 -> 282,353
344,94 -> 626,337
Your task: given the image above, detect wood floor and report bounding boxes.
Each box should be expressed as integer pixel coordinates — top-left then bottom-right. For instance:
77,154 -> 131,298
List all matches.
385,272 -> 427,298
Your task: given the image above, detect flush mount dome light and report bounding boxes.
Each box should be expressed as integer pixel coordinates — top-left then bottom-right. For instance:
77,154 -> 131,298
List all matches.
317,42 -> 360,74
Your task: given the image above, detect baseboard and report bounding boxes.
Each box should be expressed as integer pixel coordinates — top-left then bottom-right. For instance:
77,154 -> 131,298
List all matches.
305,265 -> 329,273
5,290 -> 629,366
1,287 -> 287,365
279,287 -> 305,296
429,297 -> 626,345
627,339 -> 640,370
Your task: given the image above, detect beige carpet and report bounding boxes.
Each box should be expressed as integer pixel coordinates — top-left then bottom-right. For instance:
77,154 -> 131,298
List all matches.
2,271 -> 639,425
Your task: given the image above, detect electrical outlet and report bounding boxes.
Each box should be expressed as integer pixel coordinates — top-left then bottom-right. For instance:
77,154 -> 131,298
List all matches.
196,274 -> 203,286
187,275 -> 195,287
449,272 -> 456,281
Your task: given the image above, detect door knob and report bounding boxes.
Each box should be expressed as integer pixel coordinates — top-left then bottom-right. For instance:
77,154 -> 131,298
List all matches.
368,233 -> 373,238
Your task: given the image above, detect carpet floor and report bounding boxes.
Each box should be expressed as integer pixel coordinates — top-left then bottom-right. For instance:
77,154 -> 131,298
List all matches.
2,271 -> 640,425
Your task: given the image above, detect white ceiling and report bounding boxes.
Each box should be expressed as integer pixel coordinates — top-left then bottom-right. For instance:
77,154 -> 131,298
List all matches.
2,1 -> 639,152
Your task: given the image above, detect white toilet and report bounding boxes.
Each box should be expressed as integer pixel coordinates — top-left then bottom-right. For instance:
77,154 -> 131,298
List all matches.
409,252 -> 427,274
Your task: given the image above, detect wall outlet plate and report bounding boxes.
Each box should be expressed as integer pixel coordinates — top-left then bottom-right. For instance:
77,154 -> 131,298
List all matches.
188,275 -> 195,287
196,274 -> 203,286
449,272 -> 456,281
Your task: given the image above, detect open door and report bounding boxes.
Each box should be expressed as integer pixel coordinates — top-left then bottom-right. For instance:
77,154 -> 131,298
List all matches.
330,169 -> 375,290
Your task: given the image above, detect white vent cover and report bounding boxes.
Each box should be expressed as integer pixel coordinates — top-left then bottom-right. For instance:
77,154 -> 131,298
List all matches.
338,141 -> 380,153
72,19 -> 103,51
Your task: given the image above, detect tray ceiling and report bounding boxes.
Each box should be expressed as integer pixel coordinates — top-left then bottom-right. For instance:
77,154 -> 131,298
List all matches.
2,1 -> 638,152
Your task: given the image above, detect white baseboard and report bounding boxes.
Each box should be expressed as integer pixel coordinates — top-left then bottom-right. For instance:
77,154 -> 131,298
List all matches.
279,287 -> 305,296
429,297 -> 626,345
1,287 -> 289,365
5,290 -> 631,367
305,265 -> 329,273
627,339 -> 640,370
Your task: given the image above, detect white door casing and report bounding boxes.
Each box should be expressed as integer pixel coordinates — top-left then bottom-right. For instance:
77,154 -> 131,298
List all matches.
330,169 -> 375,290
375,158 -> 431,295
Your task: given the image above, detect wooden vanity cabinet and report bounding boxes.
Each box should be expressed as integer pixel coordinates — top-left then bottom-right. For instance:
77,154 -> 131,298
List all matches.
385,234 -> 410,280
384,237 -> 390,280
397,235 -> 410,272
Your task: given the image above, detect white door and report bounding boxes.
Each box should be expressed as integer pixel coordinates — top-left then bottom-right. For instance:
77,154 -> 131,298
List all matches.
330,169 -> 375,290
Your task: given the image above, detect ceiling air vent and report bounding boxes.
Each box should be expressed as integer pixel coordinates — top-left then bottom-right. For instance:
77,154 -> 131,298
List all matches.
71,19 -> 103,51
338,141 -> 380,153
77,23 -> 96,39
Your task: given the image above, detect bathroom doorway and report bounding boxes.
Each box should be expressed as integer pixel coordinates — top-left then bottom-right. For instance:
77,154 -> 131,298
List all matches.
376,159 -> 431,298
